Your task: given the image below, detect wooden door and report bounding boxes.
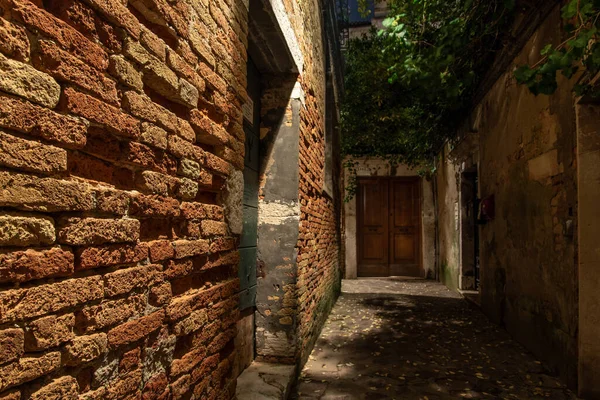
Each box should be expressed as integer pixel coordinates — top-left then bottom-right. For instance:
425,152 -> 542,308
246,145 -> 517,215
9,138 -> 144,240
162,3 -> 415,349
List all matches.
357,177 -> 422,277
389,179 -> 421,276
357,178 -> 389,276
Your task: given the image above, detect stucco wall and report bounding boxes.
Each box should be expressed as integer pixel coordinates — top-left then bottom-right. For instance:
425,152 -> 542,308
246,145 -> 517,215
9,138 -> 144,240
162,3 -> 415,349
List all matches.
344,158 -> 435,279
435,5 -> 579,386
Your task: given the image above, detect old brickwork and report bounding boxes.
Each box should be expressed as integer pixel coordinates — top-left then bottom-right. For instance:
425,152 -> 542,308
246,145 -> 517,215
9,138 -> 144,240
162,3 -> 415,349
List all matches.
0,0 -> 250,398
435,5 -> 579,387
286,0 -> 343,364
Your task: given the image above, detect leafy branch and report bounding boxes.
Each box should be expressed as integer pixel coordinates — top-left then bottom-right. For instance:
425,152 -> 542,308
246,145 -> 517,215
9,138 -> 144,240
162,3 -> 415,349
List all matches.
515,0 -> 600,96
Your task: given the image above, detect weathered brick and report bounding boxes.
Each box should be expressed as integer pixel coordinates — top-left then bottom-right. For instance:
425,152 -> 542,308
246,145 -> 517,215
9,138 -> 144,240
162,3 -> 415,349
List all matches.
0,95 -> 87,148
173,239 -> 209,259
95,187 -> 130,215
107,310 -> 165,348
140,122 -> 168,150
11,0 -> 109,70
0,17 -> 30,61
108,54 -> 143,90
180,202 -> 223,220
57,217 -> 140,246
201,220 -> 228,237
104,369 -> 142,399
148,239 -> 174,262
165,284 -> 222,321
173,309 -> 207,337
0,246 -> 74,283
190,109 -> 228,146
25,314 -> 75,351
178,78 -> 200,108
63,87 -> 140,140
29,376 -> 79,400
130,194 -> 181,218
209,237 -> 236,253
35,40 -> 118,105
135,170 -> 179,196
123,91 -> 178,133
166,48 -> 206,94
79,0 -> 141,38
204,152 -> 232,175
0,351 -> 61,392
0,328 -> 24,364
0,212 -> 55,247
0,276 -> 103,323
178,177 -> 198,200
149,282 -> 172,307
168,134 -> 205,163
141,372 -> 168,400
76,242 -> 148,270
0,172 -> 94,212
164,257 -> 207,279
170,345 -> 206,377
75,295 -> 145,333
62,333 -> 108,366
0,129 -> 67,174
0,389 -> 21,400
103,264 -> 162,297
0,52 -> 60,108
140,26 -> 166,60
119,348 -> 141,373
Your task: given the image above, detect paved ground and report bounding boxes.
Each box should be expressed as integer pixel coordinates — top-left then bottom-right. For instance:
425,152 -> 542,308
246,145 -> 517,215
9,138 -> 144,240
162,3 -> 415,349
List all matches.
292,278 -> 577,400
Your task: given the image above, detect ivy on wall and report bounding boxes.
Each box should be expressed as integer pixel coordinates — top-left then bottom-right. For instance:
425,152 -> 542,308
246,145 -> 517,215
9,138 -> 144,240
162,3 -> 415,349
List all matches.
515,0 -> 600,97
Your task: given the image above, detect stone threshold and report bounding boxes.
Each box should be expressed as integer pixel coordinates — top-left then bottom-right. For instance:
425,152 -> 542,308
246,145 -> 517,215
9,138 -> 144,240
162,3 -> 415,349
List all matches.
236,361 -> 297,400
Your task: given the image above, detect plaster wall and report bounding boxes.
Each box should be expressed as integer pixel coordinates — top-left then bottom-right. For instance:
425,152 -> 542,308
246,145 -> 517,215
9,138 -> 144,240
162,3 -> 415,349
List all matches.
344,158 -> 435,279
436,6 -> 579,386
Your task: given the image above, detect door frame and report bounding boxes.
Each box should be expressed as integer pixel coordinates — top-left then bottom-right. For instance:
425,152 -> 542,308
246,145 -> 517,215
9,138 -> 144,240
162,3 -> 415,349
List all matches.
356,176 -> 424,277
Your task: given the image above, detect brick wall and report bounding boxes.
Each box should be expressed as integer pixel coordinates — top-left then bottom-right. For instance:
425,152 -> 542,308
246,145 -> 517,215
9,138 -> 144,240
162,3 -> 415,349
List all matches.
0,0 -> 249,398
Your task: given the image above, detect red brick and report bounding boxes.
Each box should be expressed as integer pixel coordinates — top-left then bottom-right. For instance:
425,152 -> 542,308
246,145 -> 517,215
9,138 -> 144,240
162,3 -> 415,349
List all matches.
148,239 -> 175,262
75,295 -> 145,333
68,151 -> 135,188
0,130 -> 67,174
204,152 -> 231,175
63,87 -> 140,140
119,348 -> 141,373
165,283 -> 222,321
0,352 -> 61,392
62,333 -> 108,366
149,282 -> 172,306
170,345 -> 206,377
0,95 -> 87,149
142,372 -> 169,399
0,16 -> 30,61
173,239 -> 209,259
34,40 -> 119,105
95,187 -> 130,215
130,194 -> 181,218
209,237 -> 236,253
104,369 -> 142,399
164,257 -> 208,279
10,0 -> 108,70
29,376 -> 79,399
180,202 -> 223,220
79,0 -> 141,39
206,327 -> 235,354
190,353 -> 219,383
107,310 -> 165,348
0,276 -> 103,324
121,141 -> 177,174
0,328 -> 24,364
0,246 -> 74,283
76,243 -> 148,270
103,264 -> 162,297
24,313 -> 75,351
123,91 -> 179,133
201,220 -> 228,237
167,134 -> 205,163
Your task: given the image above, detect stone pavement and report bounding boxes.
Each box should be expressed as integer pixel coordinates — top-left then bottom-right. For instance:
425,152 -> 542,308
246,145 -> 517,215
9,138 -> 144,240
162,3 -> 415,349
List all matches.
292,278 -> 577,400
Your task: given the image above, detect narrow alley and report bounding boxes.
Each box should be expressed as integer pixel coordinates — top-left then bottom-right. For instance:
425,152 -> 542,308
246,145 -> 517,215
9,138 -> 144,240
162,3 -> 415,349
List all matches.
293,279 -> 576,400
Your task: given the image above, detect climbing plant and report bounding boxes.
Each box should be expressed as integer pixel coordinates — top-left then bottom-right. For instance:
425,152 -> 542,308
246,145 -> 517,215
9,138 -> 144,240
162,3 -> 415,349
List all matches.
342,0 -> 514,199
515,0 -> 600,97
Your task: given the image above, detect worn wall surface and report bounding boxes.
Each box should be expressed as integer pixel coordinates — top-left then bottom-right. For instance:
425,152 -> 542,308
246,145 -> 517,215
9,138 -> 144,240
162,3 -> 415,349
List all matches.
435,6 -> 579,387
344,158 -> 435,280
0,0 -> 250,398
254,0 -> 343,366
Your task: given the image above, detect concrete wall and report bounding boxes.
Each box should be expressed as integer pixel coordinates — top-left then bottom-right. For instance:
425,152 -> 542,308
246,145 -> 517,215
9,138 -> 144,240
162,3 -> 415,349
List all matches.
435,5 -> 580,387
344,158 -> 435,279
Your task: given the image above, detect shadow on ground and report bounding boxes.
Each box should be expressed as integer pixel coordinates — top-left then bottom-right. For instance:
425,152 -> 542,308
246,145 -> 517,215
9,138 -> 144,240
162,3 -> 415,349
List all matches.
291,278 -> 577,400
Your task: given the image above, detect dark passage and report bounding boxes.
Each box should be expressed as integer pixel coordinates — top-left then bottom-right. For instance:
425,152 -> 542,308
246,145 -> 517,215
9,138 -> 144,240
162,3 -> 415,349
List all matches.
292,278 -> 576,400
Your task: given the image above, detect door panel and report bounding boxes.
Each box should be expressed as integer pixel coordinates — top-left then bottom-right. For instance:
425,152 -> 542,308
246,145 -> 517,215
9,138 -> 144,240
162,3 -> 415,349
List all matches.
389,179 -> 421,276
357,179 -> 389,277
357,177 -> 422,277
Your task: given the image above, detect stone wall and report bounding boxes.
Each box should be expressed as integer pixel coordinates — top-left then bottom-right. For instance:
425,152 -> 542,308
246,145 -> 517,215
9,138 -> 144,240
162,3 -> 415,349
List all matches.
435,5 -> 579,386
0,0 -> 249,398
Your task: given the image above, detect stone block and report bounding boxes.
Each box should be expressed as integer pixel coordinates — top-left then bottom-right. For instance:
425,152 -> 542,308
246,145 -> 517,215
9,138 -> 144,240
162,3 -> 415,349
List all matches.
0,52 -> 60,108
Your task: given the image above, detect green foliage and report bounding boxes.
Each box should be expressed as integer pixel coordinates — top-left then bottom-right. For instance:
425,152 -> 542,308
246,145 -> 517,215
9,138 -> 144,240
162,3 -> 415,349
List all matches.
514,0 -> 600,96
342,0 -> 513,176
